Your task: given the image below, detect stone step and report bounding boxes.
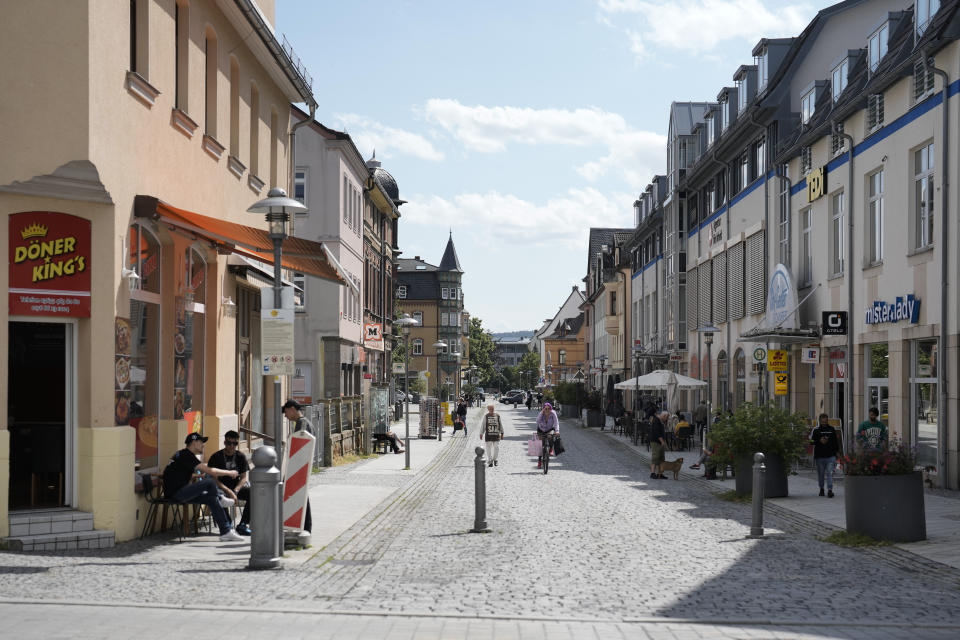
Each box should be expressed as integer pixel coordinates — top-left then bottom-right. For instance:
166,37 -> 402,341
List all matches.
3,529 -> 115,552
8,509 -> 94,536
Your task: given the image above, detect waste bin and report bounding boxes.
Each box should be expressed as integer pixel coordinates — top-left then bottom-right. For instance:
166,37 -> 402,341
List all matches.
394,401 -> 403,421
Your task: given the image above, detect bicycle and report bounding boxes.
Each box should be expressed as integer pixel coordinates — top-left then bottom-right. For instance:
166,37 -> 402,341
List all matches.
538,431 -> 556,474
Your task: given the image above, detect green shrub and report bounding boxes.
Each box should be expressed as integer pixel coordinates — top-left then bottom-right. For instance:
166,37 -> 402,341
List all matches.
709,403 -> 809,475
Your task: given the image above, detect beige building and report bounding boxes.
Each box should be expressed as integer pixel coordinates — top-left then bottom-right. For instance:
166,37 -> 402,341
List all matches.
0,0 -> 339,544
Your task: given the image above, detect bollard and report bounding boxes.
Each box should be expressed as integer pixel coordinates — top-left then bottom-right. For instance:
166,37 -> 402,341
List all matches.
471,446 -> 491,533
249,446 -> 282,569
749,452 -> 765,539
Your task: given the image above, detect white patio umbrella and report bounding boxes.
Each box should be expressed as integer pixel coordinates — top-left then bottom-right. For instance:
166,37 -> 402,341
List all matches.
614,369 -> 707,412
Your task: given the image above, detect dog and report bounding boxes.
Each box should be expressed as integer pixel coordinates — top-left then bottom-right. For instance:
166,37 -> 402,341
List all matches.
660,458 -> 684,480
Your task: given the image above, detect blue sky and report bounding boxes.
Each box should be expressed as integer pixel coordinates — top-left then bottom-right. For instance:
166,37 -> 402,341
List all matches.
277,0 -> 834,332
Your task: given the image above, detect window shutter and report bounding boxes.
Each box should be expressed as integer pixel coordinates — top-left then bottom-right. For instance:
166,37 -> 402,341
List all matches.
712,252 -> 727,324
746,232 -> 766,315
687,265 -> 698,331
698,260 -> 712,328
729,242 -> 745,320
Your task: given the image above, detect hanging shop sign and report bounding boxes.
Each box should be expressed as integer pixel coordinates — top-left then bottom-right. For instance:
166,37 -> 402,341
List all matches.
801,346 -> 820,364
864,294 -> 920,325
764,263 -> 799,330
9,212 -> 91,317
767,349 -> 788,371
774,372 -> 789,396
807,166 -> 826,202
364,323 -> 383,348
822,311 -> 848,335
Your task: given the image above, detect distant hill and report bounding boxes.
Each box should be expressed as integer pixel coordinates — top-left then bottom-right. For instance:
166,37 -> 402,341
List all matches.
491,330 -> 534,341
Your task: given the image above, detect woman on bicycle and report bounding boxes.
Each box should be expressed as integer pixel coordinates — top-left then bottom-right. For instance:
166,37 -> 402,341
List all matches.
536,402 -> 560,472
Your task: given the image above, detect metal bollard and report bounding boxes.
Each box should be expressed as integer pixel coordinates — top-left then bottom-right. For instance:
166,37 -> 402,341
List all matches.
749,452 -> 765,539
471,446 -> 491,533
249,446 -> 282,569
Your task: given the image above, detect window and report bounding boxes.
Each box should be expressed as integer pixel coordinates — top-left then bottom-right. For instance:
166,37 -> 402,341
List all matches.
801,208 -> 812,285
778,168 -> 790,266
869,24 -> 889,72
706,115 -> 715,146
754,136 -> 765,179
412,339 -> 423,356
914,59 -> 936,100
867,94 -> 885,131
397,285 -> 407,299
128,224 -> 161,470
343,176 -> 348,223
679,138 -> 696,169
269,108 -> 278,189
868,169 -> 884,263
735,348 -> 746,408
717,351 -> 729,411
800,146 -> 812,175
249,83 -> 259,176
831,191 -> 844,276
175,1 -> 189,111
294,168 -> 307,208
441,287 -> 449,300
736,77 -> 747,113
293,272 -> 305,311
917,0 -> 941,35
832,59 -> 848,101
738,153 -> 749,192
755,50 -> 768,90
911,338 -> 938,468
720,98 -> 729,131
801,89 -> 816,124
129,0 -> 148,77
831,122 -> 845,156
412,311 -> 423,326
440,312 -> 448,327
745,231 -> 765,315
204,29 -> 217,137
229,57 -> 239,157
915,142 -> 935,249
181,248 -> 206,422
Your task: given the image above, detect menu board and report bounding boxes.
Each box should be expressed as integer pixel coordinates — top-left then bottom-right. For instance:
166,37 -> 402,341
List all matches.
261,308 -> 295,375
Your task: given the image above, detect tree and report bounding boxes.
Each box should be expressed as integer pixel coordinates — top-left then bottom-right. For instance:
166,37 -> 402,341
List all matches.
517,351 -> 540,389
467,317 -> 497,387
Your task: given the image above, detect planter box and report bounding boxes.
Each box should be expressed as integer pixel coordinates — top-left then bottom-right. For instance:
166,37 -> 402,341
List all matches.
587,409 -> 604,428
560,404 -> 579,419
734,452 -> 788,498
845,471 -> 926,542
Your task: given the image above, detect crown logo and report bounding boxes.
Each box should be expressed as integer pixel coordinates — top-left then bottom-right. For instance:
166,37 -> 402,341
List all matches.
20,223 -> 48,240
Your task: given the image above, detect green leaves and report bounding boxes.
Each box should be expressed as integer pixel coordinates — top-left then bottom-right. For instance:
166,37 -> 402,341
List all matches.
709,403 -> 810,469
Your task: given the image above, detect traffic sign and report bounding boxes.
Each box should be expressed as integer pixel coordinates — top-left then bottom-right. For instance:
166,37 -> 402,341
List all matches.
752,346 -> 767,364
774,372 -> 789,396
767,349 -> 788,371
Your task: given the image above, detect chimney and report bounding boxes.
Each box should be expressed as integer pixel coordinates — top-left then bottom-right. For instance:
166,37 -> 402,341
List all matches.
414,256 -> 421,261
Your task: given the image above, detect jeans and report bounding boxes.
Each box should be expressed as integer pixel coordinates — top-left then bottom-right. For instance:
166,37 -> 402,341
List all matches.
815,456 -> 836,490
236,485 -> 251,525
172,477 -> 231,535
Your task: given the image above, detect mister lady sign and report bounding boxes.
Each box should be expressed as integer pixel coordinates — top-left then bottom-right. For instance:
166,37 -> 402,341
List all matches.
865,294 -> 920,325
9,212 -> 91,317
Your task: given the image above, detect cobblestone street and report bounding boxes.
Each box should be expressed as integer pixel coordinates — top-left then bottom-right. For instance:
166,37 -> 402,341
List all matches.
3,406 -> 960,639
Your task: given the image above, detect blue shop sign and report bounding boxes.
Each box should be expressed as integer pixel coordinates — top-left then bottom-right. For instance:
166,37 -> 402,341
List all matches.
864,294 -> 920,325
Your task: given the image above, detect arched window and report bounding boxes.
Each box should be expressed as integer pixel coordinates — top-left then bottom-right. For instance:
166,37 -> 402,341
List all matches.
128,223 -> 161,470
734,348 -> 746,407
249,82 -> 260,177
412,339 -> 423,356
204,28 -> 218,137
717,350 -> 729,411
229,56 -> 240,156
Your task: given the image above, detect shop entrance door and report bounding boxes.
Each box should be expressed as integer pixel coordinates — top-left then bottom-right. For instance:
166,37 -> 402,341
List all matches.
8,322 -> 72,509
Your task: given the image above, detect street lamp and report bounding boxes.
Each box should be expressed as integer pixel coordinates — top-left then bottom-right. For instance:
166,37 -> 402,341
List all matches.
451,351 -> 462,399
432,340 -> 447,400
633,346 -> 643,445
247,187 -> 306,551
698,324 -> 721,430
598,354 -> 608,418
396,313 -> 419,470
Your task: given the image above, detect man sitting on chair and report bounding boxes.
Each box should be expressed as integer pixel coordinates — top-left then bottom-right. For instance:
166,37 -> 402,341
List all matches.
162,432 -> 243,541
208,430 -> 251,536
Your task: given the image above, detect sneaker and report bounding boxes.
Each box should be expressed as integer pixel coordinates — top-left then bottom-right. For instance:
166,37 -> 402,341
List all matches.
236,523 -> 252,536
819,488 -> 825,497
657,474 -> 668,479
828,490 -> 835,498
689,464 -> 700,469
219,528 -> 243,542
494,460 -> 498,466
218,495 -> 235,509
650,472 -> 657,479
488,462 -> 493,467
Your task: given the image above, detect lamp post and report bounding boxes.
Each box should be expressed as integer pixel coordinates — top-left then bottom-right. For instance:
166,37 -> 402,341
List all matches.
598,354 -> 608,415
432,340 -> 447,400
633,347 -> 643,445
698,325 -> 720,428
396,313 -> 418,470
451,351 -> 462,399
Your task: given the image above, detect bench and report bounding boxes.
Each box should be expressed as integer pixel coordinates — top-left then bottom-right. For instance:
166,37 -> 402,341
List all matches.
372,432 -> 390,454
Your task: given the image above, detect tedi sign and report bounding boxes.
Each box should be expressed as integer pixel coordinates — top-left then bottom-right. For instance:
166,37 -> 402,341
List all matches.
865,294 -> 920,325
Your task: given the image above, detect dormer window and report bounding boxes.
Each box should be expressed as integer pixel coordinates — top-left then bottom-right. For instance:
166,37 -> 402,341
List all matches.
755,49 -> 768,90
801,88 -> 816,124
718,97 -> 729,131
832,59 -> 848,101
736,77 -> 748,112
869,23 -> 889,72
916,0 -> 941,35
706,114 -> 715,147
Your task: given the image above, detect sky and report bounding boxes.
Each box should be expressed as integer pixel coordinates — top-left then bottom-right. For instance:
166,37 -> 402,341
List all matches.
277,0 -> 836,332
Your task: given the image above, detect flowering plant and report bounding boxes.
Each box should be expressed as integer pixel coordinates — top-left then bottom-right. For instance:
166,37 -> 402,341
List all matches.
842,440 -> 918,476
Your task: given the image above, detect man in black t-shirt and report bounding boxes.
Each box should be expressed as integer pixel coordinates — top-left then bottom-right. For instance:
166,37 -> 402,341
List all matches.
810,413 -> 842,498
208,430 -> 251,535
162,432 -> 243,541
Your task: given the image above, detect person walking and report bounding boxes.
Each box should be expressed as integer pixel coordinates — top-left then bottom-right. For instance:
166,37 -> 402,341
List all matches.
456,398 -> 469,436
649,411 -> 668,479
525,391 -> 533,411
811,413 -> 842,498
856,407 -> 888,452
536,402 -> 560,472
479,404 -> 504,467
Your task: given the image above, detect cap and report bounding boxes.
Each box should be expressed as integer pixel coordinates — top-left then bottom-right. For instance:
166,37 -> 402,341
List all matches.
184,432 -> 208,445
282,399 -> 302,411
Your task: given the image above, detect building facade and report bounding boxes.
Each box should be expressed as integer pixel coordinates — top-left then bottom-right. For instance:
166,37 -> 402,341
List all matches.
0,0 -> 332,540
542,313 -> 586,386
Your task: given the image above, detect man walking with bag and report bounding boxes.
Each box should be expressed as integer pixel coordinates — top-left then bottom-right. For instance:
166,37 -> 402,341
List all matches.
479,404 -> 504,467
811,413 -> 842,498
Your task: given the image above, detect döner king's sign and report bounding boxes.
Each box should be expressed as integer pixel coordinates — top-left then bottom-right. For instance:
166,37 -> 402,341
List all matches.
865,294 -> 920,325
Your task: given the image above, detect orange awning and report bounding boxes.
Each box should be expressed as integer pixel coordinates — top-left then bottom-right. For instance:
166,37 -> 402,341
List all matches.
134,195 -> 344,284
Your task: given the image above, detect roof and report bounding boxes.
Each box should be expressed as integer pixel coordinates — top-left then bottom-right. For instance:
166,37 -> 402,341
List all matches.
587,227 -> 632,269
366,152 -> 403,204
396,271 -> 438,300
545,312 -> 585,339
669,102 -> 713,137
438,233 -> 463,272
396,258 -> 437,272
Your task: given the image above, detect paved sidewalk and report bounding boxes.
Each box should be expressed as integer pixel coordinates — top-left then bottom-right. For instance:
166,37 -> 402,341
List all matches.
588,420 -> 960,570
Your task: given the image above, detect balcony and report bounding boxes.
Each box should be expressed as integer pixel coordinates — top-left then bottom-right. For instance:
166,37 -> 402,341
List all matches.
604,315 -> 621,335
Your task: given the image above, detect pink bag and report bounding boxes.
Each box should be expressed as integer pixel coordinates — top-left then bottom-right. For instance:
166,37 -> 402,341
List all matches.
527,437 -> 542,457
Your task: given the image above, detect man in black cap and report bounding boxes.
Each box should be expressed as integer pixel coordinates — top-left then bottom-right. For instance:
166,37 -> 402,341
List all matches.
162,432 -> 243,541
281,399 -> 313,533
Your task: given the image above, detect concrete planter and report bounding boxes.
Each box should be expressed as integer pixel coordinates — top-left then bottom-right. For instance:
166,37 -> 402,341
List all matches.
587,409 -> 604,428
845,471 -> 926,542
734,452 -> 788,498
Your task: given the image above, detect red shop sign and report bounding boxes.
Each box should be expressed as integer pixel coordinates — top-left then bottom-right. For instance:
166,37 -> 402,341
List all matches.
9,212 -> 91,317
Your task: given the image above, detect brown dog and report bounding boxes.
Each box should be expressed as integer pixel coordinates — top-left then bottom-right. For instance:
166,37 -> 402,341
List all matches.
660,458 -> 684,480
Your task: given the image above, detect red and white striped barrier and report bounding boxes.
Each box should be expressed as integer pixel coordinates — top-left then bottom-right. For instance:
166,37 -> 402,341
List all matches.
282,430 -> 316,530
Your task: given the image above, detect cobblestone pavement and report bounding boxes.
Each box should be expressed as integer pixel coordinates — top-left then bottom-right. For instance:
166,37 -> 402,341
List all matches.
3,405 -> 960,639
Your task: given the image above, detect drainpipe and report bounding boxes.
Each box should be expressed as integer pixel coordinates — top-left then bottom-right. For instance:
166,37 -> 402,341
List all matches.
924,54 -> 950,487
288,103 -> 316,237
749,110 -> 769,406
833,121 -> 856,456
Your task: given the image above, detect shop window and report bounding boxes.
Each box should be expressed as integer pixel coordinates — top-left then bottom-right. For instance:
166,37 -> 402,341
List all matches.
734,348 -> 746,408
911,339 -> 938,468
866,343 -> 889,426
177,247 -> 206,424
128,224 -> 161,471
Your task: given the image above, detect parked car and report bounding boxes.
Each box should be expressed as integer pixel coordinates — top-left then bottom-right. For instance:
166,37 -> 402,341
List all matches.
500,390 -> 525,405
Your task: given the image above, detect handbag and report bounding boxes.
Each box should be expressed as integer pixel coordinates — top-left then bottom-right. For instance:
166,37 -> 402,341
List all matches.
553,436 -> 566,456
527,437 -> 542,457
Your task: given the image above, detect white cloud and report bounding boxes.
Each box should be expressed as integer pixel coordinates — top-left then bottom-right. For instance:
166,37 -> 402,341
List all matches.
332,114 -> 444,162
423,99 -> 665,188
402,188 -> 633,250
597,0 -> 818,56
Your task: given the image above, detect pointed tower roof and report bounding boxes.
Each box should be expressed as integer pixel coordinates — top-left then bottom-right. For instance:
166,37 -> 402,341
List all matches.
438,232 -> 463,272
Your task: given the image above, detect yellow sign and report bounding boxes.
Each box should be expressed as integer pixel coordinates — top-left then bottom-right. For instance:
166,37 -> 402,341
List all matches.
442,401 -> 452,426
807,166 -> 826,202
425,371 -> 431,378
774,372 -> 789,396
767,349 -> 788,371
